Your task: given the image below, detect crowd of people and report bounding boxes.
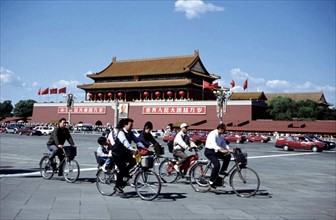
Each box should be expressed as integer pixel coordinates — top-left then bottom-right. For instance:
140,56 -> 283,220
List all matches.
46,116 -> 237,193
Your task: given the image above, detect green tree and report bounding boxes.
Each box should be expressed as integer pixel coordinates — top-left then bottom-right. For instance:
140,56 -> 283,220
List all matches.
13,99 -> 36,117
0,100 -> 14,118
319,107 -> 336,120
267,96 -> 296,120
296,99 -> 322,120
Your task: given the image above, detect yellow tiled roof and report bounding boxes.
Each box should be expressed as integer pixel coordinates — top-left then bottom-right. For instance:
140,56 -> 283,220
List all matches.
87,52 -> 214,79
230,92 -> 267,100
265,92 -> 329,105
77,79 -> 194,90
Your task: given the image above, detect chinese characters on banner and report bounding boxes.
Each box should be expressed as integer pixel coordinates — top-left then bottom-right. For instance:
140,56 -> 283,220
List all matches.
142,106 -> 206,114
58,107 -> 106,114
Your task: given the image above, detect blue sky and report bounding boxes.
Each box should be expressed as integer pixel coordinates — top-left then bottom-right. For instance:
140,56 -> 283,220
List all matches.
1,0 -> 335,107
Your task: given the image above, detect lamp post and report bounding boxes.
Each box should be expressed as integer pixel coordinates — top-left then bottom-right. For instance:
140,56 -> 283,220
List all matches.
113,98 -> 119,128
213,88 -> 231,123
65,92 -> 76,125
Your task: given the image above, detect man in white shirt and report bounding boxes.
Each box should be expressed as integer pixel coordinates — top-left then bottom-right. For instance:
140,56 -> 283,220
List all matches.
172,123 -> 192,173
204,123 -> 233,189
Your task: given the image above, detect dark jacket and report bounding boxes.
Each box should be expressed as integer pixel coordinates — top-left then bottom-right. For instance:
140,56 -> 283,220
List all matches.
139,131 -> 158,148
47,126 -> 75,146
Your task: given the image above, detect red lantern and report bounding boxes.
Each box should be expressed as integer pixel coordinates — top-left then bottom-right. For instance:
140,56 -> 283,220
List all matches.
143,91 -> 149,97
118,92 -> 123,98
155,91 -> 161,97
179,90 -> 185,97
88,93 -> 93,98
98,93 -> 103,98
167,91 -> 172,97
107,92 -> 113,98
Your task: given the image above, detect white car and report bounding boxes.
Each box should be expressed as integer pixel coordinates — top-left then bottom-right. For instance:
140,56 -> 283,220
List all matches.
34,126 -> 54,135
131,129 -> 141,137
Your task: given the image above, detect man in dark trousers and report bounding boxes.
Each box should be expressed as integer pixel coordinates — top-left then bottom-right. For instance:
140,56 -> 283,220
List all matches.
112,118 -> 144,193
46,118 -> 76,176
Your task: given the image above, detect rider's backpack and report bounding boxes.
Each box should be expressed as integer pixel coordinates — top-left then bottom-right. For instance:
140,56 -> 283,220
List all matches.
167,140 -> 174,153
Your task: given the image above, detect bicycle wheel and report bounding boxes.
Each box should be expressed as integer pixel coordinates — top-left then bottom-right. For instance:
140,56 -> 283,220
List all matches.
152,156 -> 163,174
39,155 -> 54,179
189,161 -> 211,193
63,159 -> 80,183
158,159 -> 179,183
134,170 -> 161,201
96,169 -> 117,196
230,167 -> 260,198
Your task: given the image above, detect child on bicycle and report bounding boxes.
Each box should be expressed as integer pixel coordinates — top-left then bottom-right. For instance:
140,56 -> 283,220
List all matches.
96,136 -> 113,172
138,121 -> 160,156
204,123 -> 234,189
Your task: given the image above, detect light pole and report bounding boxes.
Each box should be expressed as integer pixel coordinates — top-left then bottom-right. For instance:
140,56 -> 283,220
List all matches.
65,93 -> 76,125
113,98 -> 119,128
213,88 -> 231,123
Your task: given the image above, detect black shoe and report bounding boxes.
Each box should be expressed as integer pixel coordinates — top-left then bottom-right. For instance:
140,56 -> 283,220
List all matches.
114,186 -> 124,193
219,171 -> 229,176
209,182 -> 217,189
58,173 -> 63,176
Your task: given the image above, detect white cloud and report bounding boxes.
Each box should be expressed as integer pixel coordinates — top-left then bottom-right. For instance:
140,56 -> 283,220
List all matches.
266,80 -> 291,89
175,0 -> 224,19
0,67 -> 25,87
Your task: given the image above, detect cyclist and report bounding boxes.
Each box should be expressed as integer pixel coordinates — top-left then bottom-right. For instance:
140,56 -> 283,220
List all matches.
204,123 -> 233,189
96,136 -> 113,172
46,118 -> 76,176
138,121 -> 160,156
172,123 -> 194,173
112,118 -> 144,193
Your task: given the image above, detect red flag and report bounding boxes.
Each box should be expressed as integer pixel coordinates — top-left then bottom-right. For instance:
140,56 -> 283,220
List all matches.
243,79 -> 248,90
58,87 -> 66,94
41,88 -> 49,95
203,80 -> 210,89
50,88 -> 57,94
230,80 -> 235,88
203,81 -> 218,91
37,88 -> 41,95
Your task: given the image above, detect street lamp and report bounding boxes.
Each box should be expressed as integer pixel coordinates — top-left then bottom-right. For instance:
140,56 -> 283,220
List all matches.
213,88 -> 232,123
64,92 -> 77,125
113,98 -> 119,128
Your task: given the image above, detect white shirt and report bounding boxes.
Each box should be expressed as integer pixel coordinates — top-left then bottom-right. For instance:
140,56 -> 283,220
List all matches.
205,129 -> 228,152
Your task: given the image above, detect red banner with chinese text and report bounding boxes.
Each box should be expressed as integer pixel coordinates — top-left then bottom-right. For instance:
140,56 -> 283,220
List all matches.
58,107 -> 106,114
142,106 -> 206,115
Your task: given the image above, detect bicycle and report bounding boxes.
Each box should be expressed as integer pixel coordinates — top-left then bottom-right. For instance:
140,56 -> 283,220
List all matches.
158,141 -> 206,183
189,148 -> 260,198
96,152 -> 162,201
39,146 -> 80,183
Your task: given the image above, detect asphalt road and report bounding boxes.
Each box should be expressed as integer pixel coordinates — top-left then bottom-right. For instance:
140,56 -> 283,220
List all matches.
0,133 -> 335,220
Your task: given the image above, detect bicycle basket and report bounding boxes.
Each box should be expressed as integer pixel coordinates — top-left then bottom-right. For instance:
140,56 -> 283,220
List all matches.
64,146 -> 77,160
235,152 -> 247,167
154,144 -> 164,155
141,155 -> 154,168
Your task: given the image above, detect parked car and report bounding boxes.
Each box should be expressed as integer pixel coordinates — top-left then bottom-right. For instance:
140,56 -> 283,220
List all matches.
74,123 -> 93,132
275,136 -> 325,152
0,126 -> 6,133
246,134 -> 271,143
306,135 -> 335,150
150,130 -> 164,138
5,124 -> 24,133
17,126 -> 43,136
34,126 -> 54,135
163,132 -> 176,142
132,129 -> 141,137
189,132 -> 208,144
223,133 -> 247,144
